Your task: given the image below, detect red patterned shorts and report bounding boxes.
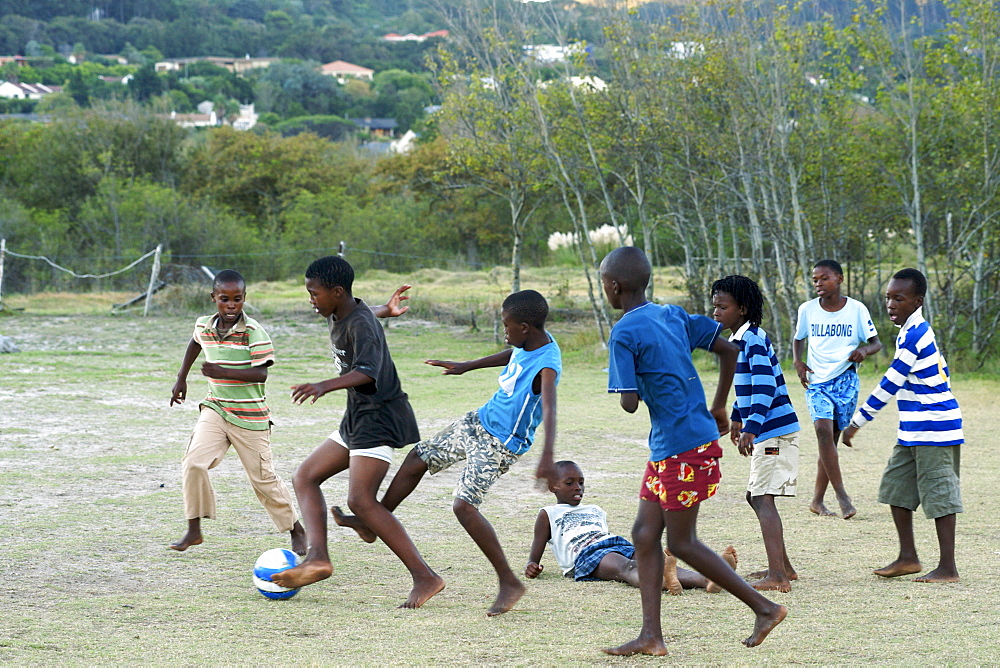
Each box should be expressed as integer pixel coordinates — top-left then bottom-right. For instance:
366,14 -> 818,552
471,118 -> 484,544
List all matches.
639,441 -> 723,511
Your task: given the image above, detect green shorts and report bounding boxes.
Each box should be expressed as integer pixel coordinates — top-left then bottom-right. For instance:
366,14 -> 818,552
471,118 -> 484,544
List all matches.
878,444 -> 962,519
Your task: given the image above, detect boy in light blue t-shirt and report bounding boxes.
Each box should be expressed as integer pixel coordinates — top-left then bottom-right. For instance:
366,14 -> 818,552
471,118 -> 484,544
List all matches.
334,289 -> 561,617
792,259 -> 881,519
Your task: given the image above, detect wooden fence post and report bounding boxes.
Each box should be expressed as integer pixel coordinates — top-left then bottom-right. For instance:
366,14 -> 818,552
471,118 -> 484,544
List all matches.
0,239 -> 6,310
143,244 -> 162,317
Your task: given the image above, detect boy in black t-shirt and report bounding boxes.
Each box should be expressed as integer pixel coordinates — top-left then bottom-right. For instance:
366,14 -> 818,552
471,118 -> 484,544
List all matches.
271,256 -> 445,609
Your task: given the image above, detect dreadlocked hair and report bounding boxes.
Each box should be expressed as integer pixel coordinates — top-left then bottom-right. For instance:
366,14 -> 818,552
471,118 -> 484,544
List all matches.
711,275 -> 765,327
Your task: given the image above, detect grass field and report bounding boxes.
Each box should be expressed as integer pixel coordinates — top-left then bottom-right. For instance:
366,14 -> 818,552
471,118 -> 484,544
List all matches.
1,271 -> 998,665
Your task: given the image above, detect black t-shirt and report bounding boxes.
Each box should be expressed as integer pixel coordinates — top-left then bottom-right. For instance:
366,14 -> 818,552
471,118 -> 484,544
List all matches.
327,299 -> 420,449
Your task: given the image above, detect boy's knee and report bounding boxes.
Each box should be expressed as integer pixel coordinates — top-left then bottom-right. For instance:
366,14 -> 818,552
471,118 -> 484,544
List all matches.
631,522 -> 659,547
452,497 -> 478,520
346,493 -> 377,517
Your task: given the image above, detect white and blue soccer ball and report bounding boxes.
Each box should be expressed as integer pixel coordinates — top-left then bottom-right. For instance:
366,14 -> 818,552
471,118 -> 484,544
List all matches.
253,548 -> 303,600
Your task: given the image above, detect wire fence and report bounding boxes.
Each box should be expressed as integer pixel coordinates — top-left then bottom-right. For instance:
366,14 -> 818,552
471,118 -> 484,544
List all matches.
0,239 -> 488,314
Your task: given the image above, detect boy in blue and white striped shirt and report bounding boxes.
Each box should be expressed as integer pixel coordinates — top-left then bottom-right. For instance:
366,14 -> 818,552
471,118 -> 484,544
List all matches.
843,268 -> 962,583
713,275 -> 801,593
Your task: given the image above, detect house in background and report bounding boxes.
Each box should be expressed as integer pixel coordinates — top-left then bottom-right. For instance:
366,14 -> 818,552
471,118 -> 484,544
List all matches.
167,109 -> 218,128
155,56 -> 277,74
320,60 -> 374,83
0,56 -> 27,67
230,103 -> 258,131
0,81 -> 61,99
350,117 -> 398,138
382,30 -> 449,42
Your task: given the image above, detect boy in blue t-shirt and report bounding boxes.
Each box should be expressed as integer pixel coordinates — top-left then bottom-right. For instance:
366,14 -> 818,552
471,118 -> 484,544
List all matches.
601,248 -> 786,657
712,275 -> 800,593
335,289 -> 561,616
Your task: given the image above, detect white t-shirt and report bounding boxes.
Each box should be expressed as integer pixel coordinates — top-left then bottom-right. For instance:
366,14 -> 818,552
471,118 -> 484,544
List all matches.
544,503 -> 613,575
794,297 -> 878,384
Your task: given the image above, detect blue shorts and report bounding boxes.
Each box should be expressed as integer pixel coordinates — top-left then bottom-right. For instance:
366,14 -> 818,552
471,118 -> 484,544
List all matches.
572,536 -> 635,581
805,370 -> 859,431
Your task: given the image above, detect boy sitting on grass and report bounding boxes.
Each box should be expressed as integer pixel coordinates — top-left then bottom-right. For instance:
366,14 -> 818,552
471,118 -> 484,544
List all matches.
712,275 -> 800,592
335,289 -> 561,616
525,460 -> 737,594
842,268 -> 963,583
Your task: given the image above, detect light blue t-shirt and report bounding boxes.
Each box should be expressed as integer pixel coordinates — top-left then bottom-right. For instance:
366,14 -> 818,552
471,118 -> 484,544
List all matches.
478,335 -> 562,455
794,297 -> 878,384
607,302 -> 722,461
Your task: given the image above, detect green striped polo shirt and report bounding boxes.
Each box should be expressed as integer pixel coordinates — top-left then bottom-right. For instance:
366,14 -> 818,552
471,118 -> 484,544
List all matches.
194,313 -> 275,430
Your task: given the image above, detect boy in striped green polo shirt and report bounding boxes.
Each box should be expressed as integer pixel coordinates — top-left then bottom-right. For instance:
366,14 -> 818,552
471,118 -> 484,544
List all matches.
169,269 -> 307,553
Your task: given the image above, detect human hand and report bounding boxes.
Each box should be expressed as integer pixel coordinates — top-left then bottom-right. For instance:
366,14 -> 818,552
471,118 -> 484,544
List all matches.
738,431 -> 755,457
847,347 -> 867,363
842,425 -> 858,447
710,406 -> 729,437
200,362 -> 225,379
793,360 -> 811,388
383,284 -> 411,318
534,456 -> 556,489
729,421 -> 742,446
525,561 -> 543,579
290,381 -> 330,405
425,359 -> 470,375
170,380 -> 187,406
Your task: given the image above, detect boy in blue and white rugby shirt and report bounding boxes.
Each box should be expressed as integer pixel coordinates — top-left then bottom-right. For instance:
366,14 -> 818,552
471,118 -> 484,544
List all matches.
712,275 -> 800,593
843,268 -> 962,583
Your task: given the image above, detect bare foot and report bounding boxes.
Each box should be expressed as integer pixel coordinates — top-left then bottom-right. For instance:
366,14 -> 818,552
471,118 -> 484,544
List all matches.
809,502 -> 837,517
750,574 -> 791,593
707,545 -> 739,593
838,494 -> 857,519
168,532 -> 203,551
290,522 -> 307,555
743,604 -> 787,647
748,569 -> 798,581
603,636 -> 668,656
399,574 -> 446,609
486,579 -> 526,616
662,549 -> 683,595
271,559 -> 333,588
331,506 -> 377,544
873,559 -> 922,578
913,567 -> 959,583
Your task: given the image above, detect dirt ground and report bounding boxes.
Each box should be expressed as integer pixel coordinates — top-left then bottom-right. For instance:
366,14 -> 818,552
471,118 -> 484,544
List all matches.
1,308 -> 998,665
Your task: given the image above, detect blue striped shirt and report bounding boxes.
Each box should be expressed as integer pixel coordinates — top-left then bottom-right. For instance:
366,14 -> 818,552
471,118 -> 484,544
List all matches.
729,323 -> 799,441
851,308 -> 963,447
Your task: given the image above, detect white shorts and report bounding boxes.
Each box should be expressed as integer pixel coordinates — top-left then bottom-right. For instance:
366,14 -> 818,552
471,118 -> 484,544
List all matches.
328,431 -> 394,464
747,432 -> 799,497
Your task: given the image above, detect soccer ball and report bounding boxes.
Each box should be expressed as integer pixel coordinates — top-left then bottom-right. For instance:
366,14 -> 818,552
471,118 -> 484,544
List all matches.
253,548 -> 303,600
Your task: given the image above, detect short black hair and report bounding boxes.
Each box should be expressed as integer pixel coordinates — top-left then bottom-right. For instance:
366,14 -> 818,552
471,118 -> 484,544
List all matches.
305,256 -> 354,292
553,460 -> 581,477
814,259 -> 843,276
711,275 -> 764,327
601,246 -> 651,292
892,267 -> 927,297
213,269 -> 245,291
502,289 -> 549,330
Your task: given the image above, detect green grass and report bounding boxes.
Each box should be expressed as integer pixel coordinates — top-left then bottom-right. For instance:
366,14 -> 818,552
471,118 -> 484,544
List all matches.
0,270 -> 998,665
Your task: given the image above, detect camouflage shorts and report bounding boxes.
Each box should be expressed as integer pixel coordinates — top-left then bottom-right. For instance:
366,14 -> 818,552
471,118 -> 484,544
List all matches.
414,410 -> 519,507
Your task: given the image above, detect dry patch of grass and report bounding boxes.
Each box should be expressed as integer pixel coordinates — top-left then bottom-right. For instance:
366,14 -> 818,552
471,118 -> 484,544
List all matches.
0,274 -> 997,665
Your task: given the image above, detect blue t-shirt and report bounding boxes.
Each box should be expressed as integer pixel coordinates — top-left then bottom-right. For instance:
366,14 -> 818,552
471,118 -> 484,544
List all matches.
607,302 -> 722,461
478,335 -> 562,455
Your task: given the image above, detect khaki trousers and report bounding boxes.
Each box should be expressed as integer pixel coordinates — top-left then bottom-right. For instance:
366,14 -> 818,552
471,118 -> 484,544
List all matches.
181,407 -> 297,532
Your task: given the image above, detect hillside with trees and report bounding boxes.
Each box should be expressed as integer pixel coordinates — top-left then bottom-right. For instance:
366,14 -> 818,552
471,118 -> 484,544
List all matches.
1,0 -> 998,367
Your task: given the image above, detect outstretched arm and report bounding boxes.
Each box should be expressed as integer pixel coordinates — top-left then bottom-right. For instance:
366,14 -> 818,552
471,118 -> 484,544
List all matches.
525,509 -> 551,578
709,337 -> 738,436
533,368 -> 558,484
290,369 -> 374,405
170,338 -> 202,406
426,348 -> 514,375
370,284 -> 411,319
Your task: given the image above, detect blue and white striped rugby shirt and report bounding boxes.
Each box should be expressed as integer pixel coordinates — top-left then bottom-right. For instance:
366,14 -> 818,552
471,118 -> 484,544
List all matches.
851,308 -> 963,446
